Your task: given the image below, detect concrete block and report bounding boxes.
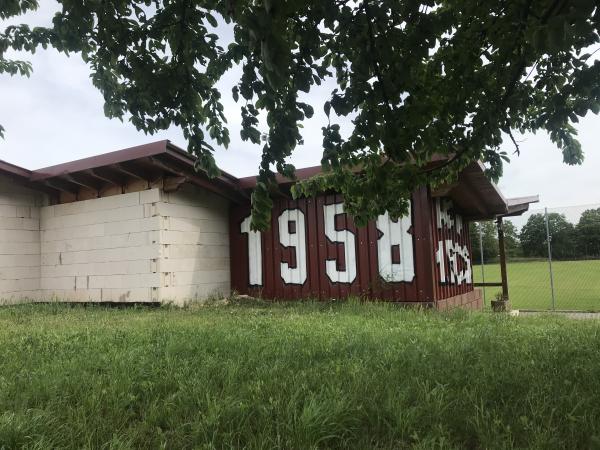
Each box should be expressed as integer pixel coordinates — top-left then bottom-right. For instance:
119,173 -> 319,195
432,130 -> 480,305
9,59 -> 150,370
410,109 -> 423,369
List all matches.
140,188 -> 162,204
0,242 -> 40,255
172,269 -> 230,286
166,186 -> 228,210
0,217 -> 39,231
88,273 -> 161,289
0,254 -> 40,268
41,277 -> 76,290
39,289 -> 102,302
0,265 -> 39,280
101,287 -> 152,302
0,290 -> 42,304
0,192 -> 38,206
56,245 -> 160,265
158,257 -> 229,272
0,205 -> 17,218
161,272 -> 173,287
167,217 -> 227,233
160,230 -> 199,245
75,276 -> 88,290
42,205 -> 145,230
0,229 -> 39,243
40,206 -> 54,220
42,260 -> 152,278
15,206 -> 32,218
0,277 -> 40,293
104,217 -> 163,235
154,202 -> 225,222
159,230 -> 228,246
166,244 -> 229,260
41,231 -> 159,253
41,253 -> 61,266
52,191 -> 141,217
41,224 -> 104,242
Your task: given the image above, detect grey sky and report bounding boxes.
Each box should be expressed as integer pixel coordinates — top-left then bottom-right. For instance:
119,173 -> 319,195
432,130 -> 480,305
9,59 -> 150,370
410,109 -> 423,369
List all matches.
1,2 -> 599,215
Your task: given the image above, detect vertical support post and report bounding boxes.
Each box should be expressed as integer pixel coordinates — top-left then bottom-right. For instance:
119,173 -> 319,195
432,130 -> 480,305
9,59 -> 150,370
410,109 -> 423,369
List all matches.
478,223 -> 486,305
496,217 -> 509,303
544,208 -> 556,310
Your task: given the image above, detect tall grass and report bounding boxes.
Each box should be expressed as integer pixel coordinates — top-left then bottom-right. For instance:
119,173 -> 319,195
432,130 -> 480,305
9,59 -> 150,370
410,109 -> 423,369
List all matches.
1,301 -> 600,449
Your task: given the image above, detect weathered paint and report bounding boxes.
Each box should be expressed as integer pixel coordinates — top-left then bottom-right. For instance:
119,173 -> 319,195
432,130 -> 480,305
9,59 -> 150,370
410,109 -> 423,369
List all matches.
230,187 -> 468,303
432,197 -> 474,300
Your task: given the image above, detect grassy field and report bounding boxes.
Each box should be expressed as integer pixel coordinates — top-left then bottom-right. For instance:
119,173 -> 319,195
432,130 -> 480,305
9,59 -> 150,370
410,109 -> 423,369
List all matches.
1,302 -> 600,448
473,259 -> 600,311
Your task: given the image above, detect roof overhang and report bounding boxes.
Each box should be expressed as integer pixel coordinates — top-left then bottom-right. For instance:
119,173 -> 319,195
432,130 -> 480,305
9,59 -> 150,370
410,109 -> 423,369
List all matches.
28,140 -> 247,203
431,162 -> 539,220
432,161 -> 509,220
502,195 -> 540,217
0,159 -> 32,179
1,141 -> 538,217
0,159 -> 60,197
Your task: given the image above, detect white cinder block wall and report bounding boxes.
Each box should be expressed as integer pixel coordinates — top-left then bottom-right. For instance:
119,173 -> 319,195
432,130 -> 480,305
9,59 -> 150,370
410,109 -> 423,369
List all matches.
36,184 -> 230,304
156,184 -> 231,305
0,181 -> 230,305
0,176 -> 46,303
40,190 -> 163,302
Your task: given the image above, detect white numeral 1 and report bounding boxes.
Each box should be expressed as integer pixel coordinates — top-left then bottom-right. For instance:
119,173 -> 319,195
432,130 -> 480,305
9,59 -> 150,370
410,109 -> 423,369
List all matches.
240,215 -> 262,286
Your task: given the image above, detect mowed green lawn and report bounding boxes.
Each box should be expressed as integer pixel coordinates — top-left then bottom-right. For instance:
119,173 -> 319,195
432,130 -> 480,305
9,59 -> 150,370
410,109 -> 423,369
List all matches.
473,259 -> 600,311
2,303 -> 600,449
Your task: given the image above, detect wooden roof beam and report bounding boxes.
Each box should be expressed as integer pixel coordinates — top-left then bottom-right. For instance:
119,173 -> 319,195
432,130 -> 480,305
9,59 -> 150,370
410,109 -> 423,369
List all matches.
63,173 -> 102,191
148,156 -> 246,203
42,178 -> 79,195
86,168 -> 125,187
111,162 -> 148,181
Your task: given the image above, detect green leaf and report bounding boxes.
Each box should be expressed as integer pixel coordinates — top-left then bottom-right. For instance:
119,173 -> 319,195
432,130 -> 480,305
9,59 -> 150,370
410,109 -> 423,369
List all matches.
205,13 -> 218,28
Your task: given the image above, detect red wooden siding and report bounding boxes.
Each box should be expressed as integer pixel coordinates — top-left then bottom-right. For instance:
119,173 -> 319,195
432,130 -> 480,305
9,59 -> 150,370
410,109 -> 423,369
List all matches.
431,198 -> 474,300
230,187 -> 473,302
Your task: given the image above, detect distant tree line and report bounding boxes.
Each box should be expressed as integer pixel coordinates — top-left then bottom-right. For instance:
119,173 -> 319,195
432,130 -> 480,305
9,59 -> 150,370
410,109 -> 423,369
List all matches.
470,208 -> 600,263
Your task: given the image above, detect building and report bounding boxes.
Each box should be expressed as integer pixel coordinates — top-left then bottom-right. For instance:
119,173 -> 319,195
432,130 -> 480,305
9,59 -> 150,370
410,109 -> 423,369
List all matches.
0,140 -> 536,309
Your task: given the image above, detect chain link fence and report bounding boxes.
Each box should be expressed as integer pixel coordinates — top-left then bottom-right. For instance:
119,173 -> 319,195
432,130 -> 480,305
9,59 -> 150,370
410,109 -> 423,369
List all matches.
472,203 -> 600,311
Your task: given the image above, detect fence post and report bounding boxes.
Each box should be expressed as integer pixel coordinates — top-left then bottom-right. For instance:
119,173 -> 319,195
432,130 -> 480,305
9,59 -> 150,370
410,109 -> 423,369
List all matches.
544,207 -> 556,310
478,223 -> 486,305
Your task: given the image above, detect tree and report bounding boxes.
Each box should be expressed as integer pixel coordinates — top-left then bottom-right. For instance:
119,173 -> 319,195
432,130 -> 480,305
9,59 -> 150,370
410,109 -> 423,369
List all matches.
503,220 -> 522,259
576,208 -> 600,257
469,221 -> 498,264
520,213 -> 576,260
1,1 -> 599,230
470,219 -> 521,264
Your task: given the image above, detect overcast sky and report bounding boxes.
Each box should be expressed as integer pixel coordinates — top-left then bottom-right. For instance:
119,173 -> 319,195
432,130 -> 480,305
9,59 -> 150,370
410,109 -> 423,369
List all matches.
1,2 -> 599,217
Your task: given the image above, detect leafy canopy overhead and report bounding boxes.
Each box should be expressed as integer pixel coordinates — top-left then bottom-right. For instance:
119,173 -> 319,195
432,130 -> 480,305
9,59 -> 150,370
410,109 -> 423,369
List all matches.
1,0 -> 599,229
